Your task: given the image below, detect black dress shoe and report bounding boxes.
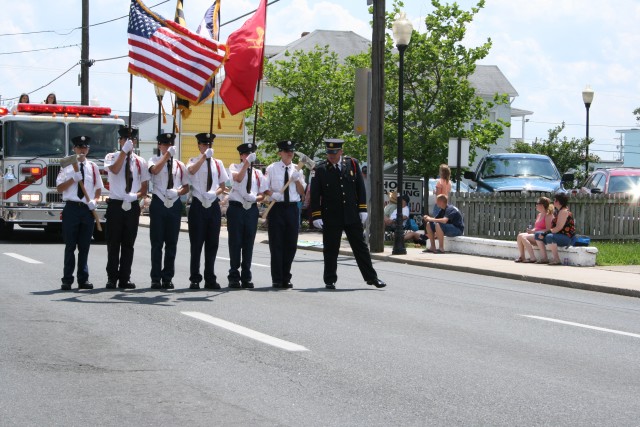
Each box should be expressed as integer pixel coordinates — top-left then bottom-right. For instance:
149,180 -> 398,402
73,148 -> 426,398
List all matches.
282,282 -> 293,289
366,278 -> 386,288
241,281 -> 254,289
60,283 -> 72,291
325,283 -> 336,290
204,282 -> 221,290
78,282 -> 93,290
189,282 -> 200,290
162,281 -> 174,290
272,282 -> 283,289
228,281 -> 242,289
118,281 -> 136,289
151,281 -> 162,289
105,281 -> 117,289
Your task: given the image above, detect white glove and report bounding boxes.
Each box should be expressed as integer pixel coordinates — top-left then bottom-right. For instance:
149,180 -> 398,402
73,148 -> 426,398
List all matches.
246,152 -> 256,163
122,139 -> 133,153
270,192 -> 283,202
313,219 -> 324,229
359,212 -> 368,224
204,191 -> 218,202
72,171 -> 83,182
244,193 -> 257,203
204,148 -> 213,159
87,199 -> 97,211
124,192 -> 138,203
167,146 -> 176,157
290,170 -> 302,182
165,188 -> 179,200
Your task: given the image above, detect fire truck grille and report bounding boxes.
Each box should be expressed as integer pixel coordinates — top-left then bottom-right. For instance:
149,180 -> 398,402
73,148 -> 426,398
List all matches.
46,192 -> 63,203
47,165 -> 61,188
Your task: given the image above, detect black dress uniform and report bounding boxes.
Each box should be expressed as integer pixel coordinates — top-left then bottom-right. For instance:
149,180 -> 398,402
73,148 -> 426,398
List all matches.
104,126 -> 150,289
56,136 -> 103,290
148,133 -> 188,289
310,139 -> 386,289
187,133 -> 229,289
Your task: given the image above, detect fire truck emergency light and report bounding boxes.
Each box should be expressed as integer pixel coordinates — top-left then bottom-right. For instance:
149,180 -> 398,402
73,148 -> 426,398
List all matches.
0,107 -> 9,116
17,104 -> 111,116
21,166 -> 42,176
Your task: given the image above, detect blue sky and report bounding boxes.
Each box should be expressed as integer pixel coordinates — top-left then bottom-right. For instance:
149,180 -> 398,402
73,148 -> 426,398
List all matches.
1,0 -> 639,160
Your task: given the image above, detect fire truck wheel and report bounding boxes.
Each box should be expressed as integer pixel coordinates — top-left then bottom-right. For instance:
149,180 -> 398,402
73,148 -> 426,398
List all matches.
93,226 -> 106,242
0,220 -> 14,240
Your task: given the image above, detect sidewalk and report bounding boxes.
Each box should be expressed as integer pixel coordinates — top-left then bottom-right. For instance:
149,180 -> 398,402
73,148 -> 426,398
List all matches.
139,216 -> 640,298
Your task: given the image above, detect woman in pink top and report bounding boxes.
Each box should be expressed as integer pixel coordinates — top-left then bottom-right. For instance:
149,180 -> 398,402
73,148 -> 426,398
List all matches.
515,196 -> 553,263
432,164 -> 452,215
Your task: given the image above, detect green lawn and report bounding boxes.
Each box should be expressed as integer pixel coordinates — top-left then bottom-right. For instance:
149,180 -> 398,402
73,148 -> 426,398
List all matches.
594,242 -> 640,266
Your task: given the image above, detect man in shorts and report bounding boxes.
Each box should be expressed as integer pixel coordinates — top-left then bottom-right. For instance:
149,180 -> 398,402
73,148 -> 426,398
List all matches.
422,194 -> 464,253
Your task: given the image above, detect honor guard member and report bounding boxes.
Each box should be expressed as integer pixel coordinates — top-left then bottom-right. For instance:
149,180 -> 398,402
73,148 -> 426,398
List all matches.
104,126 -> 150,289
227,142 -> 267,289
56,136 -> 103,290
148,133 -> 189,289
264,140 -> 306,289
310,139 -> 386,290
186,133 -> 229,290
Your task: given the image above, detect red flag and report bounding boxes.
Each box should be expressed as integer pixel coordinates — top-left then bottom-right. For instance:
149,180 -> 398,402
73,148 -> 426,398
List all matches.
219,0 -> 266,115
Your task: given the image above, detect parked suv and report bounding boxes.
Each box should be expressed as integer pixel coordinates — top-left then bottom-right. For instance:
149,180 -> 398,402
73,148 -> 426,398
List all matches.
577,168 -> 640,196
464,153 -> 574,193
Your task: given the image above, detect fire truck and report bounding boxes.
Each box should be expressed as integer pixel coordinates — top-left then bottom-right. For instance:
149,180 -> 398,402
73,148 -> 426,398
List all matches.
0,103 -> 125,240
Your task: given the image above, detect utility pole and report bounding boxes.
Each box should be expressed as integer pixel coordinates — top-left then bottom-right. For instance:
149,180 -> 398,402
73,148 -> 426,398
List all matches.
80,0 -> 90,105
369,0 -> 385,253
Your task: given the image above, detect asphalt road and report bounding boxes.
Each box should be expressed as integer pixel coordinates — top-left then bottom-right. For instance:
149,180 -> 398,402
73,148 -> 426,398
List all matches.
1,227 -> 640,426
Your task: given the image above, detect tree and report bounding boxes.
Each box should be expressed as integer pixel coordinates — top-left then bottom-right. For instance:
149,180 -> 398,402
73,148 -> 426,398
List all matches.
633,106 -> 640,123
384,0 -> 510,179
508,122 -> 599,182
248,46 -> 368,164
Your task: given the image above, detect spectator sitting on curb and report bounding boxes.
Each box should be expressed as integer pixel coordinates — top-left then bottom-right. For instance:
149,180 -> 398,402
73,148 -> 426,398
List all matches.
422,194 -> 464,254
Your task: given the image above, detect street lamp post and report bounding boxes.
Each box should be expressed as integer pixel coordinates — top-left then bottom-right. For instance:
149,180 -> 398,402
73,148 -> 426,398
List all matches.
582,85 -> 594,173
392,12 -> 413,256
154,85 -> 166,137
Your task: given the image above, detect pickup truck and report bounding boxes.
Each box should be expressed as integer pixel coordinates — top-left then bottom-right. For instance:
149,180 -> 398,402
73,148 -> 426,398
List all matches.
464,153 -> 574,193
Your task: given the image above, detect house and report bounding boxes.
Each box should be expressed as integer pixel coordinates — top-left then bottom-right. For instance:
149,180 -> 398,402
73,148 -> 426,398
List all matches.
614,129 -> 640,167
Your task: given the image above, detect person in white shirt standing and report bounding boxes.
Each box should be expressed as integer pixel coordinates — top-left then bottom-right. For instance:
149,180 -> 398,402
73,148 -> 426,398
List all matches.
264,140 -> 306,289
186,133 -> 229,290
148,132 -> 189,290
226,142 -> 267,289
104,126 -> 150,290
56,135 -> 103,290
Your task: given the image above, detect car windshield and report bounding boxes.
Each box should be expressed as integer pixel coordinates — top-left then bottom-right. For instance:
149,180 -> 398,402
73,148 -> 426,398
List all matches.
608,175 -> 640,194
480,157 -> 559,180
3,121 -> 66,157
69,123 -> 121,161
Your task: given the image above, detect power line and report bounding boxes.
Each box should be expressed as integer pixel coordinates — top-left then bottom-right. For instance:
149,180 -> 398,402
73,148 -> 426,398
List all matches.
0,43 -> 80,56
4,62 -> 79,101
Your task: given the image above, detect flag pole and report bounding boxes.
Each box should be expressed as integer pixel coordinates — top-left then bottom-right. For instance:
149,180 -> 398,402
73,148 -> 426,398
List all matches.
251,81 -> 261,145
128,74 -> 134,137
209,79 -> 216,134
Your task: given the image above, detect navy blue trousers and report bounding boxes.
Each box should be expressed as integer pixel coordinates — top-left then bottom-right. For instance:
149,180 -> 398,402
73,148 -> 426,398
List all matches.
149,195 -> 182,283
61,202 -> 95,285
267,202 -> 299,284
188,197 -> 221,284
105,200 -> 140,284
226,201 -> 259,284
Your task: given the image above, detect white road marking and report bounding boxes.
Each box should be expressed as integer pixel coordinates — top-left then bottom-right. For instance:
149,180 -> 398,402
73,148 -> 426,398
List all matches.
216,256 -> 268,268
182,311 -> 310,352
521,315 -> 640,339
3,253 -> 42,264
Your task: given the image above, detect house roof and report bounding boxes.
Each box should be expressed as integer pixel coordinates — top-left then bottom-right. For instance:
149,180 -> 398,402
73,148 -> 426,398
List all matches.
468,65 -> 518,97
511,107 -> 534,118
268,30 -> 370,64
121,112 -> 157,127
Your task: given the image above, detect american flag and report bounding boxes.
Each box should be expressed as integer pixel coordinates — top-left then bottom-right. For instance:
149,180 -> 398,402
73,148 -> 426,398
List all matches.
127,0 -> 227,104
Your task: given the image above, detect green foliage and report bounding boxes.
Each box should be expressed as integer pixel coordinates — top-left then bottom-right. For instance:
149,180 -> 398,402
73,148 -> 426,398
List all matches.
247,46 -> 368,164
384,0 -> 509,179
508,122 -> 599,182
633,107 -> 640,123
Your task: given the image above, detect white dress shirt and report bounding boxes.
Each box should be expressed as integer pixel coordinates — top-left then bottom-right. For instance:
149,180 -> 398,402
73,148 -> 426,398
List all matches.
265,160 -> 306,202
187,157 -> 229,202
148,155 -> 189,198
56,160 -> 104,203
104,151 -> 150,200
228,163 -> 268,203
